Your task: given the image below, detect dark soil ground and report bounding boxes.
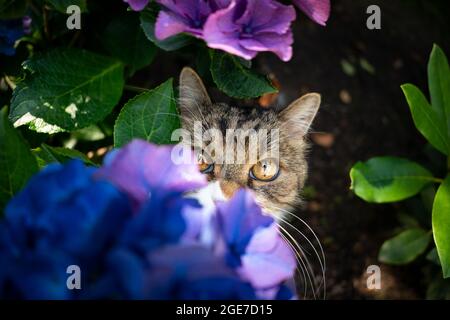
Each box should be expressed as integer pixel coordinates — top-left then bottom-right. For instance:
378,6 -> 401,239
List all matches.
134,0 -> 450,299
257,0 -> 450,299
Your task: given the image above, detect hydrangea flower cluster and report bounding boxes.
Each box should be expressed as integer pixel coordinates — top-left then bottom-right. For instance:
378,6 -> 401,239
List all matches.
0,140 -> 296,299
124,0 -> 330,61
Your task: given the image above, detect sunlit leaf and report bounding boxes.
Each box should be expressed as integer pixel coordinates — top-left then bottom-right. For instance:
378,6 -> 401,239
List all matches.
350,156 -> 435,203
114,79 -> 180,147
432,175 -> 450,278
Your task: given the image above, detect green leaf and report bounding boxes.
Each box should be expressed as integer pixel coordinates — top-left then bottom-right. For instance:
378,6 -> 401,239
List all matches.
72,125 -> 106,141
140,6 -> 192,51
350,156 -> 435,203
0,108 -> 38,212
46,0 -> 87,12
0,0 -> 28,19
10,48 -> 124,133
379,228 -> 431,265
210,50 -> 277,98
426,247 -> 441,266
427,274 -> 450,299
114,79 -> 180,147
401,83 -> 449,155
33,144 -> 94,167
432,174 -> 450,278
103,13 -> 157,76
428,44 -> 450,137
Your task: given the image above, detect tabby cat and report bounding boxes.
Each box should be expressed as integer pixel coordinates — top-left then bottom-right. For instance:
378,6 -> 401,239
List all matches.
178,67 -> 325,299
178,67 -> 321,217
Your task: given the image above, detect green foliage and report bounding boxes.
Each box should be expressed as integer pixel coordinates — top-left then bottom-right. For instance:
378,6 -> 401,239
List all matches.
0,109 -> 38,212
401,83 -> 449,155
432,175 -> 450,278
350,44 -> 450,291
210,50 -> 277,98
10,48 -> 124,133
350,157 -> 434,203
46,0 -> 87,12
379,228 -> 431,265
428,44 -> 450,136
103,13 -> 157,77
0,0 -> 281,215
114,79 -> 180,147
33,144 -> 95,167
0,0 -> 28,19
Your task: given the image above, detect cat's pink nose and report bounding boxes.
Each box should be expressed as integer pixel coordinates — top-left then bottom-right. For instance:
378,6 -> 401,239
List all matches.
219,181 -> 240,199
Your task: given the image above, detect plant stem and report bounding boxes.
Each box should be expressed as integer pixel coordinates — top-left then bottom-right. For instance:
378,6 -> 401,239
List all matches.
43,6 -> 51,40
431,177 -> 444,184
68,31 -> 81,48
124,85 -> 148,93
3,75 -> 16,90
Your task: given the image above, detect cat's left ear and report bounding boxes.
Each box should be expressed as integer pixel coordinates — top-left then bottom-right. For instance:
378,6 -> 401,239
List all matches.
279,93 -> 321,136
179,67 -> 212,121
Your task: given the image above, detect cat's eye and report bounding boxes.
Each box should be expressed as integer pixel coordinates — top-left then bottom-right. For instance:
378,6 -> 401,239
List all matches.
249,159 -> 280,182
197,153 -> 214,174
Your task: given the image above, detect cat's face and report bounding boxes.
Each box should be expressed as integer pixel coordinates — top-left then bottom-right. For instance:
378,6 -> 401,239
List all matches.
178,67 -> 320,217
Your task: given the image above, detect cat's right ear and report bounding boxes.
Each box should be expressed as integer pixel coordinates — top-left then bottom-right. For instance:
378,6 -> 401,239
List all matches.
179,67 -> 212,122
279,93 -> 321,137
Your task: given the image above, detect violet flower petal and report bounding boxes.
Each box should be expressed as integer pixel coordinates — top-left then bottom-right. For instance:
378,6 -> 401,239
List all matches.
293,0 -> 331,26
155,11 -> 189,40
236,0 -> 295,35
238,223 -> 296,289
203,1 -> 257,60
216,189 -> 273,266
203,0 -> 295,61
96,140 -> 207,207
155,0 -> 230,40
239,31 -> 294,62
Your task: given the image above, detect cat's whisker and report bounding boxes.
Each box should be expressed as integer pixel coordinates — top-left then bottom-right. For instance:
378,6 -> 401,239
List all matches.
279,223 -> 323,300
274,206 -> 326,299
277,217 -> 319,299
279,232 -> 309,299
278,224 -> 317,300
276,212 -> 323,270
277,207 -> 326,276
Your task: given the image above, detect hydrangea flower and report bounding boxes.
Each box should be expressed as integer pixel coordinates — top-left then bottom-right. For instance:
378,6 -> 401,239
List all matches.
0,140 -> 296,300
154,0 -> 230,40
216,189 -> 296,293
96,140 -> 207,208
153,0 -> 295,61
293,0 -> 331,26
0,161 -> 132,299
143,245 -> 256,299
203,0 -> 296,61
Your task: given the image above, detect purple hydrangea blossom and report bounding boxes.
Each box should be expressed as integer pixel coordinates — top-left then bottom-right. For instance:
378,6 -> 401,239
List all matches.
143,245 -> 256,299
155,0 -> 230,40
216,189 -> 296,293
96,139 -> 207,208
123,0 -> 150,11
0,140 -> 296,299
203,0 -> 296,61
153,0 -> 296,61
293,0 -> 331,26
